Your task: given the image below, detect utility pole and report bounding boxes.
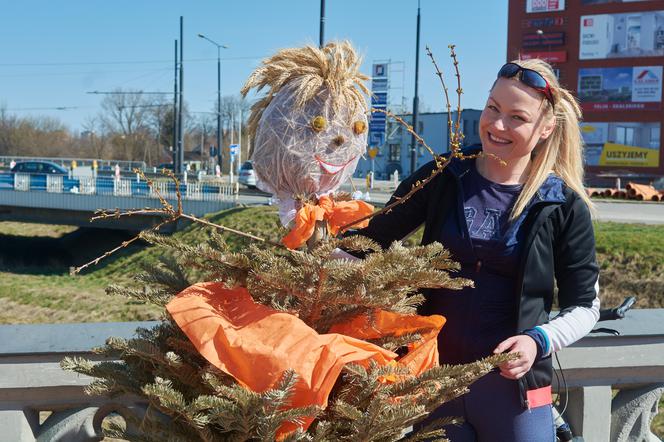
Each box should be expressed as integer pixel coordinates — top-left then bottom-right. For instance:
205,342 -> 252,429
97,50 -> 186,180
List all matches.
197,33 -> 228,173
177,16 -> 185,175
319,0 -> 325,48
173,39 -> 179,169
410,0 -> 421,175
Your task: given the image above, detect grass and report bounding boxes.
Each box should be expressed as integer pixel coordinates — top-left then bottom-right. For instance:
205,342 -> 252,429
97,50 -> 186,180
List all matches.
1,210 -> 663,437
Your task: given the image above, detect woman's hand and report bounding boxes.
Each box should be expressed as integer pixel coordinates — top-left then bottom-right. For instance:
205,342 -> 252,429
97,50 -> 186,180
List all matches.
493,335 -> 538,380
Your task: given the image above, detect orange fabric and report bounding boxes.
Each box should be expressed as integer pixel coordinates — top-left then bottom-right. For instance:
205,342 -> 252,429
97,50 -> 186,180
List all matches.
166,282 -> 446,437
281,195 -> 374,249
328,309 -> 446,375
526,385 -> 552,409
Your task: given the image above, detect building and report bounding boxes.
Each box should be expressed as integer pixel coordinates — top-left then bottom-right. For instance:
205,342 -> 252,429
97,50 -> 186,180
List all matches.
508,0 -> 664,185
354,109 -> 482,180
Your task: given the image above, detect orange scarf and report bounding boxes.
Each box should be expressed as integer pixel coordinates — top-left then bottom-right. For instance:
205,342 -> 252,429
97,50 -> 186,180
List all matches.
282,195 -> 374,249
167,282 -> 445,438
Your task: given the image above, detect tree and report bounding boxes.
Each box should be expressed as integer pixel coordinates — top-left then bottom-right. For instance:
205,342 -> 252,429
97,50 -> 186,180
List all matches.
62,228 -> 509,441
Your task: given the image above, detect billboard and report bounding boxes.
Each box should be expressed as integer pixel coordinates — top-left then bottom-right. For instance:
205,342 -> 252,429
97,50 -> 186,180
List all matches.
580,11 -> 664,60
582,0 -> 658,4
577,66 -> 663,111
581,122 -> 661,167
527,0 -> 565,13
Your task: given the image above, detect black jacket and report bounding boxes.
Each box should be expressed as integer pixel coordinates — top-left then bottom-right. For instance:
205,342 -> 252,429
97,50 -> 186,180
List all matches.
354,148 -> 599,405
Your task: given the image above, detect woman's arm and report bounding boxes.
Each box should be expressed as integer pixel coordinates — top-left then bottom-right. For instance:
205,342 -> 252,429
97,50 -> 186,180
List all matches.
530,195 -> 600,357
349,161 -> 438,249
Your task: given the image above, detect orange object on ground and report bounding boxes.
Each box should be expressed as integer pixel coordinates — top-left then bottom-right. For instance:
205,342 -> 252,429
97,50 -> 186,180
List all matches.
166,282 -> 446,437
282,195 -> 374,249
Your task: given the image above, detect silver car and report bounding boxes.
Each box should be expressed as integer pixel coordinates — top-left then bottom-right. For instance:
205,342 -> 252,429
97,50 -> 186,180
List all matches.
238,161 -> 257,188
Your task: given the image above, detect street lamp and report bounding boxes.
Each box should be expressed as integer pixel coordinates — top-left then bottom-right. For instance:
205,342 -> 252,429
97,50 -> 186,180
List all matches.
198,33 -> 229,173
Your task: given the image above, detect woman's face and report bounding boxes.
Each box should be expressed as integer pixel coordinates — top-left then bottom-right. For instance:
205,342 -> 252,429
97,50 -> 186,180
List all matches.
479,77 -> 555,164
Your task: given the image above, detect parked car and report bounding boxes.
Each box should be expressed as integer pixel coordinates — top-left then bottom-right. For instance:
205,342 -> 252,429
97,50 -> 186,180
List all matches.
11,161 -> 68,175
238,161 -> 257,188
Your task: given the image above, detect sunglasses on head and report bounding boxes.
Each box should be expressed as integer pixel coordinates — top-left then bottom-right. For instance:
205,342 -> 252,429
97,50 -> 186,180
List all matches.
497,63 -> 555,108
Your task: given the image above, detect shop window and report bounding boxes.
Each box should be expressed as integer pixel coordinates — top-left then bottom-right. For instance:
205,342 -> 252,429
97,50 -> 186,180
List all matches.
388,144 -> 401,162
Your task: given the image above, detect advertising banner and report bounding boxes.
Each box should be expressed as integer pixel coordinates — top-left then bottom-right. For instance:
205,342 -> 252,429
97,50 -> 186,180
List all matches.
369,63 -> 389,147
526,0 -> 565,13
580,11 -> 664,60
577,66 -> 663,111
581,122 -> 661,167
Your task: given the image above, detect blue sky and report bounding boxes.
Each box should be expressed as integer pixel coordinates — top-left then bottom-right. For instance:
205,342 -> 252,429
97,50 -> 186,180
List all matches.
1,0 -> 508,131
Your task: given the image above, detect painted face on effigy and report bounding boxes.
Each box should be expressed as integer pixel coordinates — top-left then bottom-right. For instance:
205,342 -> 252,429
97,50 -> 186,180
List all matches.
251,82 -> 368,199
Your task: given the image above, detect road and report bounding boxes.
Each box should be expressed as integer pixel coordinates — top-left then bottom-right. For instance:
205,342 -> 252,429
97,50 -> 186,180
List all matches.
237,186 -> 664,225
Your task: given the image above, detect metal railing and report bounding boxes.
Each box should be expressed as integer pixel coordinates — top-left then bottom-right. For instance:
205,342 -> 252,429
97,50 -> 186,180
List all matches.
0,172 -> 238,202
0,156 -> 147,172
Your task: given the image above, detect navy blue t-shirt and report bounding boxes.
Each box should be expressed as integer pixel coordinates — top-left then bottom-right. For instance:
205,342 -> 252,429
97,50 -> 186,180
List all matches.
426,163 -> 527,364
463,164 -> 523,276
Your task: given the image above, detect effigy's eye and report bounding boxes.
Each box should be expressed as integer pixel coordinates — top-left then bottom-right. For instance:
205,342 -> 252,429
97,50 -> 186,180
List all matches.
311,116 -> 327,132
353,120 -> 367,135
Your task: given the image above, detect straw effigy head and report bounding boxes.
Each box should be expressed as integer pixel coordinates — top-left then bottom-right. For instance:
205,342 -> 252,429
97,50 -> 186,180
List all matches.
241,41 -> 370,200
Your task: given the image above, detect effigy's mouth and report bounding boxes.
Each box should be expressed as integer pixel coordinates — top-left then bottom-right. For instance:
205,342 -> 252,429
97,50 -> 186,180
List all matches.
315,155 -> 356,175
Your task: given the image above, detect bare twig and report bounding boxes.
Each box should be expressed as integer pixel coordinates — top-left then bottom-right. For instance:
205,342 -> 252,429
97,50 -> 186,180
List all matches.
336,155 -> 452,233
449,45 -> 464,150
72,217 -> 173,275
426,46 -> 454,147
70,170 -> 283,275
371,108 -> 436,158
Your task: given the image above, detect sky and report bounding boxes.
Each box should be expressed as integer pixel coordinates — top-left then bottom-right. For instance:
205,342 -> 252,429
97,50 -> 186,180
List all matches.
0,0 -> 508,132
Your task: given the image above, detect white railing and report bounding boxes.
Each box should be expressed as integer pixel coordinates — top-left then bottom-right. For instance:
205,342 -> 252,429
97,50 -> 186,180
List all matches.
46,175 -> 63,193
13,173 -> 30,191
1,173 -> 241,202
78,177 -> 96,195
0,310 -> 662,441
112,178 -> 132,197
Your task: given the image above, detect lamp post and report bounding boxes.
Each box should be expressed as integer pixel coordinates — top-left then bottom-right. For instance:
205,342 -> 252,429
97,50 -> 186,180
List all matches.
410,0 -> 421,176
198,33 -> 228,173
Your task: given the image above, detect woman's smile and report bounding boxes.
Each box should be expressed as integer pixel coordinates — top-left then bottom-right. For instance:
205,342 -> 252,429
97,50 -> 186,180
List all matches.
487,132 -> 512,145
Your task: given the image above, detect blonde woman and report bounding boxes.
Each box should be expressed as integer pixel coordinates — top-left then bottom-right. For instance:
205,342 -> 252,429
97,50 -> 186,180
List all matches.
354,59 -> 600,440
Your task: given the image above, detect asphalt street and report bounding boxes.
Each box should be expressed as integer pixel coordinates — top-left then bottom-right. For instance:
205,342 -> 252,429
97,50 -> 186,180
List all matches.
237,185 -> 664,225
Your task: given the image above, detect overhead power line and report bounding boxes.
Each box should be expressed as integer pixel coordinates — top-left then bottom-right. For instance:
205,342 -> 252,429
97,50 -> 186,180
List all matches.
0,55 -> 264,68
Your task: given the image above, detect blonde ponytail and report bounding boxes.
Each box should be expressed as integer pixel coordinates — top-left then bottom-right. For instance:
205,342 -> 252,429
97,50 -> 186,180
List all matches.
505,59 -> 595,220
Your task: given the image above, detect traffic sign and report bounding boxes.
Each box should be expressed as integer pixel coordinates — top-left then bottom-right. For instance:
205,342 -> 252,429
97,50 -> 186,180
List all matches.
229,144 -> 238,155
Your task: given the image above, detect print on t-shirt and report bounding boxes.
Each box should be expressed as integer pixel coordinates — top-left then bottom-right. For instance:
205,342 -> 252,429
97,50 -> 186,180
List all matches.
465,207 -> 502,240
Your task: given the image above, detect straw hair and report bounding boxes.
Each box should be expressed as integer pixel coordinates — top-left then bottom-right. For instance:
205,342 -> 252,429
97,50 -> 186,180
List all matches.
500,58 -> 594,220
241,41 -> 370,142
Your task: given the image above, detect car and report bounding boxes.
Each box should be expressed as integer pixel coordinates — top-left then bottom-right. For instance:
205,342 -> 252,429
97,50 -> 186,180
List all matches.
238,161 -> 257,188
653,176 -> 664,191
11,161 -> 68,175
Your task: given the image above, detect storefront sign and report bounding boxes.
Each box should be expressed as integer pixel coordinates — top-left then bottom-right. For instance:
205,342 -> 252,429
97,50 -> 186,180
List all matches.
580,11 -> 664,60
523,32 -> 565,48
522,17 -> 565,28
582,0 -> 657,4
577,66 -> 662,111
527,0 -> 565,13
581,122 -> 661,167
520,50 -> 567,63
600,143 -> 660,167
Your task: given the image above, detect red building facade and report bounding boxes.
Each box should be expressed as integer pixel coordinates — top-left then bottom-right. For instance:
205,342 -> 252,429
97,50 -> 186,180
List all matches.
507,0 -> 664,183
